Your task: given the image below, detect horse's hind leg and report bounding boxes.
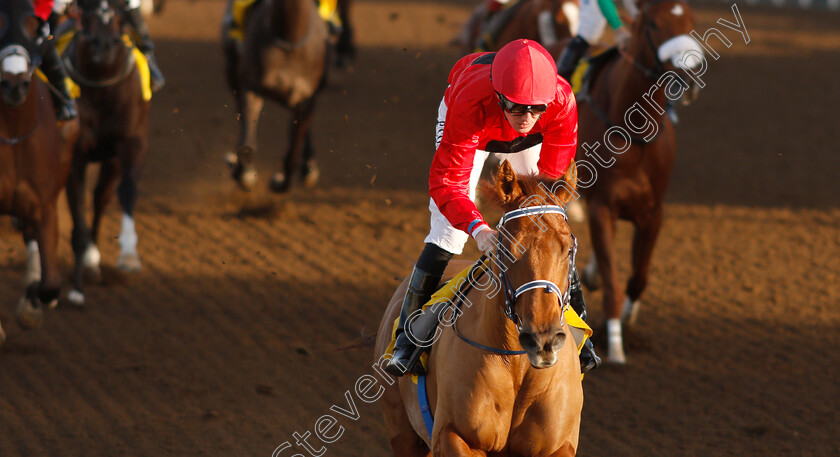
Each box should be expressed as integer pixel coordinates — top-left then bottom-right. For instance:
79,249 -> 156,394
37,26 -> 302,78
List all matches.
269,103 -> 315,193
623,206 -> 664,326
228,90 -> 263,191
16,203 -> 60,329
300,131 -> 319,188
587,201 -> 625,363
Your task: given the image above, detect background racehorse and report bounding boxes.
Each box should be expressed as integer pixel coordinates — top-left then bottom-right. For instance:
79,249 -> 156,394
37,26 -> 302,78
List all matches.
454,0 -> 579,54
63,0 -> 151,306
0,0 -> 79,343
552,0 -> 703,363
375,161 -> 584,457
222,0 -> 329,193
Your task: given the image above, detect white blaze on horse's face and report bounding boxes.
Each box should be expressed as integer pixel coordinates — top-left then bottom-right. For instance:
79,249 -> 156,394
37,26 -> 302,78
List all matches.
97,1 -> 115,25
657,35 -> 705,70
671,4 -> 684,16
0,46 -> 31,76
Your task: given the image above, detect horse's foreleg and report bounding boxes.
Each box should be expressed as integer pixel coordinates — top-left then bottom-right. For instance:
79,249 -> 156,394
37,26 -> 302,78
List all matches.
623,206 -> 664,325
434,429 -> 485,457
587,201 -> 625,363
270,104 -> 315,193
66,156 -> 94,306
15,203 -> 60,329
115,138 -> 146,272
230,90 -> 263,191
21,223 -> 40,286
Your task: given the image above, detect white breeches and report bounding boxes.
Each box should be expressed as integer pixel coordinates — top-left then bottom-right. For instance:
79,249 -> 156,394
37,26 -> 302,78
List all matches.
577,0 -> 608,44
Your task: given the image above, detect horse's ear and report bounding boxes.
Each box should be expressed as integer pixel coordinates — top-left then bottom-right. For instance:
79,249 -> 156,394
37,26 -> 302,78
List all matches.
545,160 -> 578,206
495,160 -> 521,204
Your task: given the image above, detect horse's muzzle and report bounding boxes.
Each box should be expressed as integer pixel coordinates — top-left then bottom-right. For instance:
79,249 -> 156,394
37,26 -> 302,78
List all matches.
519,328 -> 568,369
0,77 -> 30,107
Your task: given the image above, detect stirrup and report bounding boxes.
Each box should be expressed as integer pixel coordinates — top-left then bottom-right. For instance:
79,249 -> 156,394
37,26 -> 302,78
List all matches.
580,339 -> 601,373
55,99 -> 78,121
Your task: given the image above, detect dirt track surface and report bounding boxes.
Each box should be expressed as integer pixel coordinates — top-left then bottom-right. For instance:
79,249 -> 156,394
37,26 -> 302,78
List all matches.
1,1 -> 839,456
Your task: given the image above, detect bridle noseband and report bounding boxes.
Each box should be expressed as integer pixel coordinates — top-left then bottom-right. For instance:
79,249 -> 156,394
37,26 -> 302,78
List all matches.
496,205 -> 576,332
452,204 -> 577,356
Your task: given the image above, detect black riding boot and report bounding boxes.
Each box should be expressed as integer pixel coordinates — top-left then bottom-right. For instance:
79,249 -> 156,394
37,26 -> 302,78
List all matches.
556,35 -> 590,83
570,267 -> 602,373
125,7 -> 165,92
384,244 -> 451,377
41,39 -> 77,121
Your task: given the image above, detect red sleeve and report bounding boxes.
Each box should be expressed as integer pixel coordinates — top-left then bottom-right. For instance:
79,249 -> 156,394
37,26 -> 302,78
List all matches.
34,0 -> 55,21
537,78 -> 578,179
429,94 -> 486,234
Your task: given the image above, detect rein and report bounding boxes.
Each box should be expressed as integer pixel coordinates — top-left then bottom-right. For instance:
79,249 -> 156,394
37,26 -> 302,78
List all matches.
451,205 -> 575,356
0,110 -> 41,145
63,34 -> 137,89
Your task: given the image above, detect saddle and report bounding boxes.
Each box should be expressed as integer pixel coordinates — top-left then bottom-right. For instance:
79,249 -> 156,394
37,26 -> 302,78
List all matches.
571,46 -> 618,95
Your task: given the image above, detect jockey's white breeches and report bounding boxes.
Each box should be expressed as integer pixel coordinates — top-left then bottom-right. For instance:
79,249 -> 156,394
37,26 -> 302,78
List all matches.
577,0 -> 608,44
426,97 -> 541,255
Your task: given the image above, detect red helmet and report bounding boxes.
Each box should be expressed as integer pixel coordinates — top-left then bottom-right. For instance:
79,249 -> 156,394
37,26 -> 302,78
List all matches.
491,39 -> 557,105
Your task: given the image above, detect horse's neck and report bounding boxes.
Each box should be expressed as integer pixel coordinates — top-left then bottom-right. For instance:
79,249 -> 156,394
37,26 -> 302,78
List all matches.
604,40 -> 666,119
474,288 -> 526,356
269,0 -> 311,41
75,39 -> 131,82
0,84 -> 41,134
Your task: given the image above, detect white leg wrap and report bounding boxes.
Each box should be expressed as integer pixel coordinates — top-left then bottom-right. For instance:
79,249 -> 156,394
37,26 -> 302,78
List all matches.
24,240 -> 41,285
621,296 -> 641,325
119,214 -> 138,255
606,318 -> 626,364
82,243 -> 102,270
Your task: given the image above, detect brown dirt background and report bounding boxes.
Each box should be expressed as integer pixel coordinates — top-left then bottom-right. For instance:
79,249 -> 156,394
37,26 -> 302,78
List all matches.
1,1 -> 839,456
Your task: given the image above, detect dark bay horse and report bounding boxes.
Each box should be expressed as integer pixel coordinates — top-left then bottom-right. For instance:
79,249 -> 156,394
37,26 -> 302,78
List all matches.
62,0 -> 151,306
454,0 -> 578,54
560,0 -> 704,363
0,0 -> 79,342
376,161 -> 584,457
222,0 -> 329,193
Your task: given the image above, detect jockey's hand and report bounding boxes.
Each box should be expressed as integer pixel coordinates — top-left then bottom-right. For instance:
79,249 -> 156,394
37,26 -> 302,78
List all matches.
474,227 -> 499,256
614,26 -> 631,49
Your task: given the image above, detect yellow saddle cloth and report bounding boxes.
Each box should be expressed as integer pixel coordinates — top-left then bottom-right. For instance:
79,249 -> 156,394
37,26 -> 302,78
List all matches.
38,30 -> 152,102
387,260 -> 593,384
228,0 -> 341,41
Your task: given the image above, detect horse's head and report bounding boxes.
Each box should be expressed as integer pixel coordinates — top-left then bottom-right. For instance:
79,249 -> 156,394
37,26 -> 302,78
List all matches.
484,160 -> 579,369
631,0 -> 705,104
0,0 -> 40,106
77,0 -> 128,66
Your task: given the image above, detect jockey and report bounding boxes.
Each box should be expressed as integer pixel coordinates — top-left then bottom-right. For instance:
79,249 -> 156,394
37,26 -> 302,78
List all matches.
384,39 -> 601,377
33,0 -> 77,120
121,0 -> 166,92
556,0 -> 636,81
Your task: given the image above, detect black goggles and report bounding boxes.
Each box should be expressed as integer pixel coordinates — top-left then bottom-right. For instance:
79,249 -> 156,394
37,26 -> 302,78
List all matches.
497,92 -> 548,116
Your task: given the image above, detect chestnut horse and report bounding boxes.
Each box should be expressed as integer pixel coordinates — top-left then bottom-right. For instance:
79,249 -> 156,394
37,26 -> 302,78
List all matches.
376,161 -> 583,457
0,0 -> 79,343
553,0 -> 704,363
62,0 -> 151,306
454,0 -> 578,54
222,0 -> 329,193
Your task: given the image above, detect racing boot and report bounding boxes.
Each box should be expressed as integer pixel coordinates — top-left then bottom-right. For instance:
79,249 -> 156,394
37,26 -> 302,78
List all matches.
124,6 -> 165,92
41,39 -> 77,121
556,35 -> 589,83
384,266 -> 443,377
570,266 -> 602,373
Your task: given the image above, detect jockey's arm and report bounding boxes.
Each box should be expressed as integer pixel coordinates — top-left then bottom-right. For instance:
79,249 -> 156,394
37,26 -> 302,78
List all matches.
596,0 -> 623,30
537,87 -> 578,179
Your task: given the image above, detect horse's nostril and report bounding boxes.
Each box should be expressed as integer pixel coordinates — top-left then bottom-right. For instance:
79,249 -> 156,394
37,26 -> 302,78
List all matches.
518,332 -> 538,352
